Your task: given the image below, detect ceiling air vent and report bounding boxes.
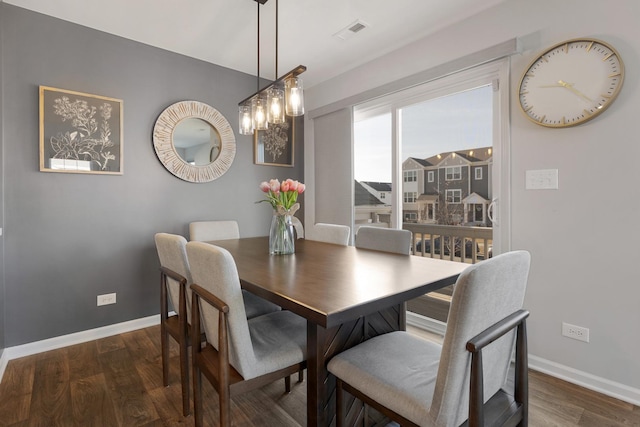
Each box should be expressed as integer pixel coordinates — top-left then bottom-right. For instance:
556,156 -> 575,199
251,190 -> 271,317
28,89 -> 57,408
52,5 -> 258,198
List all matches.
333,19 -> 369,41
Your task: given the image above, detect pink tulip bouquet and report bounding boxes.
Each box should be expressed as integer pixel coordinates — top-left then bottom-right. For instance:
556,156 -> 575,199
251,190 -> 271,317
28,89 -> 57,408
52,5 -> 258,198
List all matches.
259,178 -> 305,211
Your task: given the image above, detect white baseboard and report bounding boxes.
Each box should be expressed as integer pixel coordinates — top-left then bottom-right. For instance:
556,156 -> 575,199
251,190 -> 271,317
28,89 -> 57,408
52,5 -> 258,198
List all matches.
407,312 -> 640,407
0,314 -> 161,383
0,349 -> 8,384
528,355 -> 640,407
407,311 -> 447,336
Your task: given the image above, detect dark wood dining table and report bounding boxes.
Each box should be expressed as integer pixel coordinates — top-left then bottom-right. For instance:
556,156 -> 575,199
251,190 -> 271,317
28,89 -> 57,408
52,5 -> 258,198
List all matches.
207,236 -> 468,427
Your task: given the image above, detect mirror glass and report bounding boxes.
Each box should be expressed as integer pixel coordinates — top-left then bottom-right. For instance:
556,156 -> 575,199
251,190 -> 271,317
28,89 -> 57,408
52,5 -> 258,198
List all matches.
173,118 -> 221,165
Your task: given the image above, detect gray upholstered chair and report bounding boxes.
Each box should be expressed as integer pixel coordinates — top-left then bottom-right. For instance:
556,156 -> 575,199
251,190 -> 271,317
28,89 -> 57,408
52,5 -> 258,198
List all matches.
188,221 -> 280,319
154,232 -> 194,416
328,250 -> 531,427
186,241 -> 307,427
311,223 -> 351,246
188,220 -> 240,242
355,226 -> 412,255
292,216 -> 305,239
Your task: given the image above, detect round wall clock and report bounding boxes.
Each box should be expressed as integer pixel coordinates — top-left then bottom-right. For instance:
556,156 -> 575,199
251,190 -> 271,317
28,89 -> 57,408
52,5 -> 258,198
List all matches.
518,38 -> 624,128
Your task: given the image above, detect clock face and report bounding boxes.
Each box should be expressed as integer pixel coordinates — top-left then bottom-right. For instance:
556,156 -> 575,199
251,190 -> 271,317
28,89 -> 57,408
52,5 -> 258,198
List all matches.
518,38 -> 624,128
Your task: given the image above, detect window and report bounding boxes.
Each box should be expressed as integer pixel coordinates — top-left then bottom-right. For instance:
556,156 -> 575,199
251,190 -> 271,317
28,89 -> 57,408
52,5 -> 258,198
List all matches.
446,189 -> 462,203
404,171 -> 417,182
427,171 -> 434,182
445,166 -> 461,181
475,167 -> 483,180
404,192 -> 417,203
380,193 -> 386,199
405,212 -> 417,221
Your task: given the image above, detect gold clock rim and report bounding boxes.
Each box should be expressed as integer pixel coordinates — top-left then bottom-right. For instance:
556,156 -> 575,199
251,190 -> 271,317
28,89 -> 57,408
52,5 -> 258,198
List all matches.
517,37 -> 625,128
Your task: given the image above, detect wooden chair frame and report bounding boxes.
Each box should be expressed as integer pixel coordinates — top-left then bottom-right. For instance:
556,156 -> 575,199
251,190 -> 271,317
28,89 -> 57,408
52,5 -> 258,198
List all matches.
190,283 -> 307,427
335,309 -> 529,427
160,266 -> 190,416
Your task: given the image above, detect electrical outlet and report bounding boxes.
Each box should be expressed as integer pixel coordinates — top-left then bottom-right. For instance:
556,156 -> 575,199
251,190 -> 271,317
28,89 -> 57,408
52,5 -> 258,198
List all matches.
562,322 -> 589,343
97,293 -> 117,306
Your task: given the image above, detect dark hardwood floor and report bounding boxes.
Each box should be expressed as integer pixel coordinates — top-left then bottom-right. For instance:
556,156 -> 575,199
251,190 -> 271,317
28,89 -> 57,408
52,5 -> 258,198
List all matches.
0,324 -> 638,426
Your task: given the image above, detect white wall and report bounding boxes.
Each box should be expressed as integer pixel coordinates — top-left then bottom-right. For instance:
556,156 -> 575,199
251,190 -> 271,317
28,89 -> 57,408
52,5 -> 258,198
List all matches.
305,0 -> 640,404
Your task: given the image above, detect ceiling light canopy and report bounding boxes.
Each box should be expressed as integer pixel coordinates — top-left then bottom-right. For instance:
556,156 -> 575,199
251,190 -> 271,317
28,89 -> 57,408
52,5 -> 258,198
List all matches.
238,0 -> 306,136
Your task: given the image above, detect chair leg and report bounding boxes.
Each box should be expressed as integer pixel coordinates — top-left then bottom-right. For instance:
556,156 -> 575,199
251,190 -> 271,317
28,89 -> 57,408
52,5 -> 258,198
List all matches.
298,368 -> 304,383
161,322 -> 169,387
336,379 -> 344,427
285,375 -> 292,393
220,385 -> 231,427
179,336 -> 190,416
193,364 -> 203,427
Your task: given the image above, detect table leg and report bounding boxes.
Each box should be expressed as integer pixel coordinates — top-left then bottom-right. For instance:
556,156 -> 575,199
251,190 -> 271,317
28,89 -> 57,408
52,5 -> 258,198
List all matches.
306,303 -> 405,427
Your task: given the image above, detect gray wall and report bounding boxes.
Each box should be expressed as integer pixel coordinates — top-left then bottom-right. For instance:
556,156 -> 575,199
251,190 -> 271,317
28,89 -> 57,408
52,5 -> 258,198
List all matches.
0,4 -> 303,347
0,4 -> 6,356
306,0 -> 640,397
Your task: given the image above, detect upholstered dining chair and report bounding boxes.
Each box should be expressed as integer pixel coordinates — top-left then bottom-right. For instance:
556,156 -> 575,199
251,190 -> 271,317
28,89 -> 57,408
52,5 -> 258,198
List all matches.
292,216 -> 305,239
355,226 -> 412,255
188,221 -> 281,319
188,220 -> 240,242
328,250 -> 531,427
155,232 -> 284,416
186,241 -> 308,427
154,232 -> 194,416
311,223 -> 351,246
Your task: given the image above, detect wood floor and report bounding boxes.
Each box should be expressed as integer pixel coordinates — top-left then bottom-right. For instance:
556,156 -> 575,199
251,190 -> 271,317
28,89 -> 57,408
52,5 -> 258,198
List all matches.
0,324 -> 638,426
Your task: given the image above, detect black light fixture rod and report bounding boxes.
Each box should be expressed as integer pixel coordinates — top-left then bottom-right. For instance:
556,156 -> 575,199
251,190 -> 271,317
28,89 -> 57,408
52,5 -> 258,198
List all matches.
275,0 -> 278,78
256,0 -> 260,92
238,65 -> 307,106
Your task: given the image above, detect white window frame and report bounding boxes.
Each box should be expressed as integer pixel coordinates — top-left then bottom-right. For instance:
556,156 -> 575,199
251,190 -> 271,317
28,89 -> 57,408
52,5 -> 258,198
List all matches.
350,58 -> 510,256
404,192 -> 417,203
445,166 -> 462,181
475,167 -> 483,180
403,170 -> 417,182
446,189 -> 462,204
427,170 -> 434,182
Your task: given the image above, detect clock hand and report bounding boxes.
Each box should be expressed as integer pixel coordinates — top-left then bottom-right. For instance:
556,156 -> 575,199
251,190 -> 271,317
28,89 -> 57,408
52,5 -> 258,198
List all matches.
557,80 -> 592,102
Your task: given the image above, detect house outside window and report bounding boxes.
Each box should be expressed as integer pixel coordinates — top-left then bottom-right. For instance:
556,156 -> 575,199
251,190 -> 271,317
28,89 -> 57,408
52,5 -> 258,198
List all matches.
446,189 -> 462,203
404,170 -> 417,182
427,170 -> 434,182
405,212 -> 417,221
475,167 -> 482,180
380,193 -> 385,199
445,166 -> 462,180
404,192 -> 417,203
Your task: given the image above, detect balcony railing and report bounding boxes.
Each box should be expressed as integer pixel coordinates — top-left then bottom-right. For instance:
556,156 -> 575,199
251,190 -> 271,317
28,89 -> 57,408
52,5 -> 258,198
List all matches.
403,223 -> 493,264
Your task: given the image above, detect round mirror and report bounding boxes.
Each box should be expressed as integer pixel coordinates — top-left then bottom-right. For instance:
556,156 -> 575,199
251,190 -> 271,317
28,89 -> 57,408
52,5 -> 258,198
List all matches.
153,101 -> 235,183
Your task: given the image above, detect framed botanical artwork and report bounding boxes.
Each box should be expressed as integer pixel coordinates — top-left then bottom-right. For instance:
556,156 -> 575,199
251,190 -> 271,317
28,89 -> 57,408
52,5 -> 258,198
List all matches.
254,115 -> 294,167
39,86 -> 123,174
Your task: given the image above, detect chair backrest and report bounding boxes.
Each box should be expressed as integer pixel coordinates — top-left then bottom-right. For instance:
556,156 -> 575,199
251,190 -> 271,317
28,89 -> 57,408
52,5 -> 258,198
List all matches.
154,233 -> 192,317
312,223 -> 350,246
189,220 -> 240,242
430,250 -> 531,426
186,241 -> 257,378
291,216 -> 304,239
355,226 -> 412,255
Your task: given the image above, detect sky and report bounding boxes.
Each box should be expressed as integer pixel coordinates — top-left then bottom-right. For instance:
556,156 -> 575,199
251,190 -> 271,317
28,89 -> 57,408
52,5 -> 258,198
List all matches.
354,85 -> 493,182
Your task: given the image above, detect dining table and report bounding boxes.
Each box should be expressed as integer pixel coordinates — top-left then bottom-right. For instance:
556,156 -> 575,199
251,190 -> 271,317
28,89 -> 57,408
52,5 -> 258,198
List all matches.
207,236 -> 468,427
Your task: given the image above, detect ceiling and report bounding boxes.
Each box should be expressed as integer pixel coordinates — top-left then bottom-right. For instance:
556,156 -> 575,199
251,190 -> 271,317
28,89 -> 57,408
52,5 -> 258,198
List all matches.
4,0 -> 508,88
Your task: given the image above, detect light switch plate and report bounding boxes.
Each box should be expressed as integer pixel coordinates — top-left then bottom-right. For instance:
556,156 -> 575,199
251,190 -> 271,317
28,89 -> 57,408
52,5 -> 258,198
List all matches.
526,169 -> 558,190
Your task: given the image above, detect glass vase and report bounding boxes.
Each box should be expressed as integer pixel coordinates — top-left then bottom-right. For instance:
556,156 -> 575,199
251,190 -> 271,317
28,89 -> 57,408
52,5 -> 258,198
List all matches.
269,211 -> 295,255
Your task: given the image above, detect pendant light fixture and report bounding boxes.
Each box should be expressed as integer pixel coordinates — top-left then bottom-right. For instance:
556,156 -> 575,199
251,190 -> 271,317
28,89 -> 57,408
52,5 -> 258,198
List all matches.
238,0 -> 306,136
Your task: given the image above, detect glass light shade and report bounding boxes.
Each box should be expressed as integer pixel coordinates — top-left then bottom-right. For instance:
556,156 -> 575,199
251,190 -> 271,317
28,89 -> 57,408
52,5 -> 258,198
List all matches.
238,104 -> 253,135
252,96 -> 268,131
266,87 -> 286,124
285,77 -> 304,116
